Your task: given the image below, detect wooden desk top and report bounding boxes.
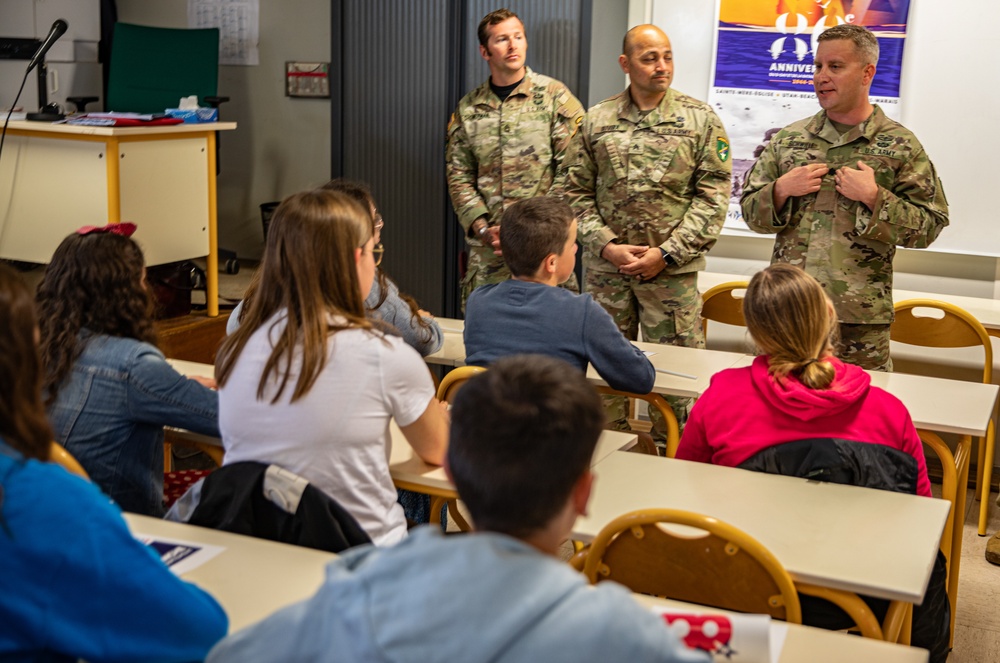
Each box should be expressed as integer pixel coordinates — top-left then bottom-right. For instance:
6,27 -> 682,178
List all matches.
125,514 -> 335,633
576,452 -> 950,603
5,119 -> 238,138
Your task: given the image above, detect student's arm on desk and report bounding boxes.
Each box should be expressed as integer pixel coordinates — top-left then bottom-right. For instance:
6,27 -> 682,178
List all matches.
400,398 -> 449,466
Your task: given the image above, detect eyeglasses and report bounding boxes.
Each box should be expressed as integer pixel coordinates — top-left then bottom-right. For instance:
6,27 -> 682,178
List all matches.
373,213 -> 384,234
372,243 -> 384,267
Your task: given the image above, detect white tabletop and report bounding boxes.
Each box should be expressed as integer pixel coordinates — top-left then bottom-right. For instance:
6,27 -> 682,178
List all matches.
576,452 -> 950,603
636,596 -> 928,663
127,513 -> 924,660
389,423 -> 637,498
5,119 -> 238,137
124,514 -> 335,633
426,318 -> 748,398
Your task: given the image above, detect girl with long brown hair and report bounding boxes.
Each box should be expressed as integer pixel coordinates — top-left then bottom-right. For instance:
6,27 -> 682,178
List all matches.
36,225 -> 220,516
0,263 -> 227,661
215,189 -> 448,545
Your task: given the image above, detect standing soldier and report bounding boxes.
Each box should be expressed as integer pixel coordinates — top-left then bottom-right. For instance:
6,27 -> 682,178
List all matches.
447,8 -> 584,308
741,24 -> 948,371
565,24 -> 731,432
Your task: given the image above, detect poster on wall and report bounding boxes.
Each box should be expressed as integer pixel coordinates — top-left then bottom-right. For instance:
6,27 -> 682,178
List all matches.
709,0 -> 911,230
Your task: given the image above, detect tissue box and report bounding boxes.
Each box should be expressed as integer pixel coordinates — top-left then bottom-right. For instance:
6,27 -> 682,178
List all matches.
165,107 -> 219,123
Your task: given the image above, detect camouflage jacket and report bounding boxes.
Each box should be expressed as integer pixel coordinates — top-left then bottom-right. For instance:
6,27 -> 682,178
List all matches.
564,88 -> 732,274
740,106 -> 949,324
445,67 -> 584,246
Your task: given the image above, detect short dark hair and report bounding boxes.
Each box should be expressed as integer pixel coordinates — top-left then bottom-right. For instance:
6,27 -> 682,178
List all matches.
448,355 -> 603,538
817,23 -> 879,66
477,8 -> 521,48
499,197 -> 574,277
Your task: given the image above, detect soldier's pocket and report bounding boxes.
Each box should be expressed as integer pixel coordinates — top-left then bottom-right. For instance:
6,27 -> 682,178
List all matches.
647,140 -> 682,185
646,297 -> 702,345
594,134 -> 628,181
461,266 -> 480,307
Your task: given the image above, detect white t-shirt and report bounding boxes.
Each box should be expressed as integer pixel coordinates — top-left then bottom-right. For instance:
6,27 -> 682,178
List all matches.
219,313 -> 434,545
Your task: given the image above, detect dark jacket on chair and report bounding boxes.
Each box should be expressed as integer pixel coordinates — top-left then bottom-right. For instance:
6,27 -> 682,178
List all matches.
167,461 -> 371,554
740,438 -> 950,663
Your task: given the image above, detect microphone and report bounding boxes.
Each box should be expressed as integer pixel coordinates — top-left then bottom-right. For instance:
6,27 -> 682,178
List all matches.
27,19 -> 68,73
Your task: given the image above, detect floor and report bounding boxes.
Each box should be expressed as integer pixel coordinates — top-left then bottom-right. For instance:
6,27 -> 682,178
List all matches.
947,487 -> 1000,661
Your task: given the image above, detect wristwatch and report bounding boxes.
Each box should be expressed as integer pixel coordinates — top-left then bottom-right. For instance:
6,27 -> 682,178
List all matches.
659,248 -> 675,267
477,224 -> 491,240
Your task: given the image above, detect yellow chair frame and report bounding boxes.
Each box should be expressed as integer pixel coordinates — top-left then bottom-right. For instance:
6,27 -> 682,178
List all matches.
595,386 -> 679,457
701,281 -> 749,339
436,366 -> 486,404
429,366 -> 487,531
49,441 -> 89,480
581,508 -> 802,623
892,299 -> 995,535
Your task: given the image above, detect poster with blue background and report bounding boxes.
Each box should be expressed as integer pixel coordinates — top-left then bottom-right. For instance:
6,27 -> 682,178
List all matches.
710,0 -> 910,229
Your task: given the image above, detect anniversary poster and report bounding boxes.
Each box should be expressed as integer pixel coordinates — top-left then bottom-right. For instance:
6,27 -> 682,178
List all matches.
709,0 -> 911,230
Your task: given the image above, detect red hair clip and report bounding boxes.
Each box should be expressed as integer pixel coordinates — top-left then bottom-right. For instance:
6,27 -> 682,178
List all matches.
76,222 -> 138,238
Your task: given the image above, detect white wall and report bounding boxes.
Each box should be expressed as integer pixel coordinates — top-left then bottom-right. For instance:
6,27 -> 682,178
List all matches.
116,0 -> 331,259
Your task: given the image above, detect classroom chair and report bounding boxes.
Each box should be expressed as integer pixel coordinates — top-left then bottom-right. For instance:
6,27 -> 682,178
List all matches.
739,437 -> 951,652
700,280 -> 749,340
891,299 -> 995,536
49,441 -> 89,480
580,508 -> 802,623
431,366 -> 487,531
437,366 -> 487,404
594,386 -> 676,457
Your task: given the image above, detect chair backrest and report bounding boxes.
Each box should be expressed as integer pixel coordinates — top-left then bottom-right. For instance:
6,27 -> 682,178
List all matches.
582,508 -> 801,622
49,441 -> 89,480
436,366 -> 486,403
701,281 -> 749,338
891,298 -> 992,384
107,23 -> 220,113
594,386 -> 678,457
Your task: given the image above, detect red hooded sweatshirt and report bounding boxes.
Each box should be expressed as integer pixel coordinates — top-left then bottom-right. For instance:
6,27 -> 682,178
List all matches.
676,355 -> 931,497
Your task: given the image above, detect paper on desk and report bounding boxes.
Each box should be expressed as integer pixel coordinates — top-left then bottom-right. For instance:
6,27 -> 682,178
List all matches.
653,608 -> 783,663
135,533 -> 225,575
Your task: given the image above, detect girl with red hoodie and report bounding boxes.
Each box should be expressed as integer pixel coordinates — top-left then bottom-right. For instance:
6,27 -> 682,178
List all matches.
676,263 -> 931,497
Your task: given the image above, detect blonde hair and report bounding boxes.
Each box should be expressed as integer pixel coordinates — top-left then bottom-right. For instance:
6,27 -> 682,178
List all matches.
216,189 -> 375,402
743,264 -> 838,389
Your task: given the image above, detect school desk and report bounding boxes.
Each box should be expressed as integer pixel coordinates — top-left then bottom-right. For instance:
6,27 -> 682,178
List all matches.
0,120 -> 237,316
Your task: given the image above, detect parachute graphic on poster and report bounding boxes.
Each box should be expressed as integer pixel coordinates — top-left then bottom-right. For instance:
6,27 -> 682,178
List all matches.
709,0 -> 911,230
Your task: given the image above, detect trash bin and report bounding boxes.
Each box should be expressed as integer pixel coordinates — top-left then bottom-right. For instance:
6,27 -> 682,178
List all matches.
260,201 -> 280,240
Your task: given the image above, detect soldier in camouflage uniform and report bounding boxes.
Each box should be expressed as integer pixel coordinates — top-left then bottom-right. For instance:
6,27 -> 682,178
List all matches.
564,24 -> 731,434
446,8 -> 584,309
741,24 -> 948,371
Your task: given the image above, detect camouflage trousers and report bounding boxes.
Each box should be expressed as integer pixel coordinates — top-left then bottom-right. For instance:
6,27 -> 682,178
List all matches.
586,269 -> 705,443
836,322 -> 892,372
460,243 -> 580,312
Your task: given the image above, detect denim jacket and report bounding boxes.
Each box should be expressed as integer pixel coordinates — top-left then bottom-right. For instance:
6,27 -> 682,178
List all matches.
47,332 -> 220,516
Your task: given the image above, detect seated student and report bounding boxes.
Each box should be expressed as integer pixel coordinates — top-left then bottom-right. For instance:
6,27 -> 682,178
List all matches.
36,224 -> 221,517
229,179 -> 443,357
0,263 -> 228,662
215,189 -> 448,546
206,355 -> 708,663
464,196 -> 654,393
676,263 -> 931,497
